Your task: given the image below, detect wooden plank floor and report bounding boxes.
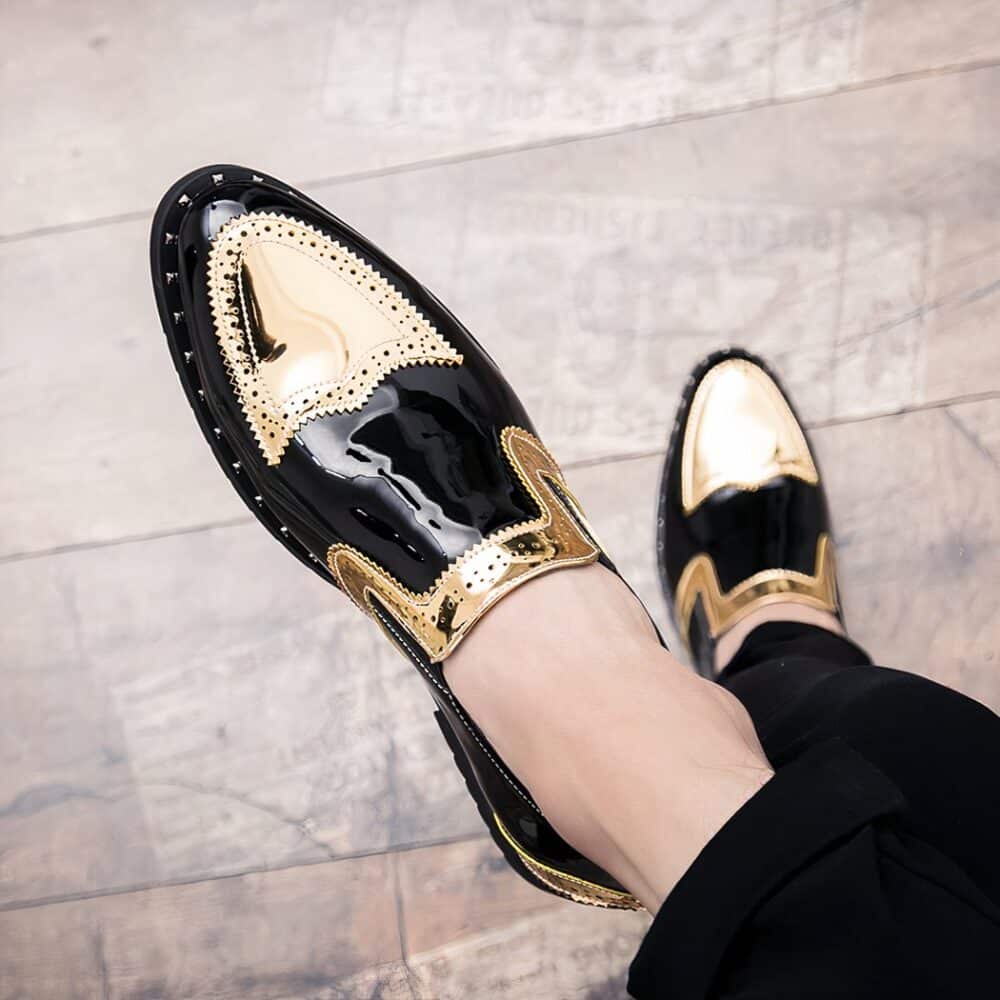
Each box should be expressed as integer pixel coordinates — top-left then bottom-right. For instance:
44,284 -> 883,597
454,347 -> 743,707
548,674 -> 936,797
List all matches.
1,2 -> 998,997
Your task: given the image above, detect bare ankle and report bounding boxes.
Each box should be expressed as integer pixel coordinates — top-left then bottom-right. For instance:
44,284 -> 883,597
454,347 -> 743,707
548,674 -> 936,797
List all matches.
714,603 -> 845,674
552,675 -> 773,911
444,567 -> 774,911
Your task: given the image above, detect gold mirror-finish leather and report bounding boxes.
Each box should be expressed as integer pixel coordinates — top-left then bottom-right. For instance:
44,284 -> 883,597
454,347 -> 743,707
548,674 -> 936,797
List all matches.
675,533 -> 839,649
681,358 -> 818,514
492,812 -> 641,909
206,211 -> 462,465
328,426 -> 601,663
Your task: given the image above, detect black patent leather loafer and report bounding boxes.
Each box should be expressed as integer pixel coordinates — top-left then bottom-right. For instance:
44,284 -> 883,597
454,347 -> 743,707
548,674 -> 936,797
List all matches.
150,165 -> 641,909
657,349 -> 841,676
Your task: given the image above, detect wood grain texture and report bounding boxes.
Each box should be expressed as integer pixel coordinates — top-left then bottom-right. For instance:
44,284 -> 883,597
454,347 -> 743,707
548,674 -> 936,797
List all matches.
6,0 -> 998,234
399,839 -> 649,999
397,838 -> 562,958
859,0 -> 1000,77
3,68 -> 999,559
408,906 -> 648,999
0,855 -> 409,1000
923,218 -> 1000,401
821,398 -> 1000,710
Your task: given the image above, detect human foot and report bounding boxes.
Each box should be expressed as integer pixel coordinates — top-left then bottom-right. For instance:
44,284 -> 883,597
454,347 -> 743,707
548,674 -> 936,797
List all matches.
445,563 -> 774,911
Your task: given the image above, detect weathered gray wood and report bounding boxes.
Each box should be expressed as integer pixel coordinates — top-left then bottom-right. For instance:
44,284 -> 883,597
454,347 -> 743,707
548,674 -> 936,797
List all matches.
0,855 -> 409,1000
3,67 -> 999,559
859,0 -> 1000,77
923,218 -> 1000,401
398,838 -> 649,999
5,1 -> 998,235
820,398 -> 1000,710
0,519 -> 481,905
0,648 -> 159,906
396,837 -> 562,957
0,838 -> 646,1000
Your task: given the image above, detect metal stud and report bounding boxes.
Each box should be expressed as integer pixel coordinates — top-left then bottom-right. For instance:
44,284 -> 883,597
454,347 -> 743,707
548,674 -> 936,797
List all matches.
165,272 -> 177,284
212,173 -> 224,185
232,461 -> 241,472
172,311 -> 184,325
309,554 -> 320,563
279,526 -> 289,535
177,194 -> 191,206
164,232 -> 177,245
196,389 -> 205,400
253,495 -> 263,506
213,426 -> 222,436
183,350 -> 193,364
251,174 -> 263,183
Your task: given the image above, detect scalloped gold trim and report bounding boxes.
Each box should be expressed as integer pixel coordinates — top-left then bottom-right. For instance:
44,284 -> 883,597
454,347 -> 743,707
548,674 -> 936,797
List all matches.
492,812 -> 641,909
328,427 -> 600,662
206,211 -> 462,465
675,533 -> 839,649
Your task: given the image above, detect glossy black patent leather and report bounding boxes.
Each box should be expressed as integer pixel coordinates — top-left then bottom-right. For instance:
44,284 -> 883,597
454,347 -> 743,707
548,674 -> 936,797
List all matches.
657,349 -> 836,674
152,165 -> 636,904
664,477 -> 830,593
173,176 -> 538,594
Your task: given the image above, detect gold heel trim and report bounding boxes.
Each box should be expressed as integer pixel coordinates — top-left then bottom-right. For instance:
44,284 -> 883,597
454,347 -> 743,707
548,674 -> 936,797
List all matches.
328,427 -> 600,663
492,812 -> 642,910
675,533 -> 839,650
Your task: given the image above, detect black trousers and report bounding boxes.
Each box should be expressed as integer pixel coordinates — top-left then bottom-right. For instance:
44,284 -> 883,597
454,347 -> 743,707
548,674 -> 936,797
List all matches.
627,623 -> 1000,999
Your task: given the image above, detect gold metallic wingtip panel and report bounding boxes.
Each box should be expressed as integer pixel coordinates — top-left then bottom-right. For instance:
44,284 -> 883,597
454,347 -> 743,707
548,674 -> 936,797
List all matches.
206,211 -> 462,465
493,812 -> 642,909
328,427 -> 601,663
675,533 -> 839,651
681,358 -> 818,514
